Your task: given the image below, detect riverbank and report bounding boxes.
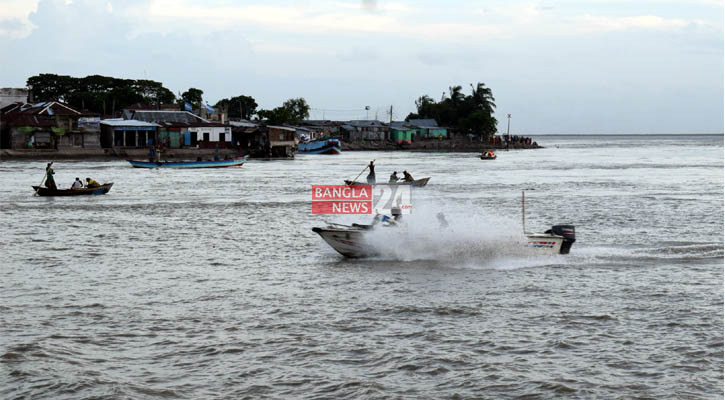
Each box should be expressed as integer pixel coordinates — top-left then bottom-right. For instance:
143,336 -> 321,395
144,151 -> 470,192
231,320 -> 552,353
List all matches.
0,148 -> 246,161
341,138 -> 541,152
0,138 -> 541,160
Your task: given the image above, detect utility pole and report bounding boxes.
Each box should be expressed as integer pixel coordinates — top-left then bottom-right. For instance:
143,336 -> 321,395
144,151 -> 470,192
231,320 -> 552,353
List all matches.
365,105 -> 370,120
389,105 -> 393,124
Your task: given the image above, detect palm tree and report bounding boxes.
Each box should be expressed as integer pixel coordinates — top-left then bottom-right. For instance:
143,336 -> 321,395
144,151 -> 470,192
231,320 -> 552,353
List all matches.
448,85 -> 465,105
470,82 -> 496,114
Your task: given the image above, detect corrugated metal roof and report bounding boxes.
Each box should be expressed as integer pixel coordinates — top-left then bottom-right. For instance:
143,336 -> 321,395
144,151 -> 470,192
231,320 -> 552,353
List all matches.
228,120 -> 258,128
127,110 -> 208,124
347,120 -> 387,127
100,119 -> 160,127
407,119 -> 440,128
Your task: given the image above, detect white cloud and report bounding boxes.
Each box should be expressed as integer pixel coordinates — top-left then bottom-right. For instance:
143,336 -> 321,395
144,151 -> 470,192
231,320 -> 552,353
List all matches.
0,0 -> 38,38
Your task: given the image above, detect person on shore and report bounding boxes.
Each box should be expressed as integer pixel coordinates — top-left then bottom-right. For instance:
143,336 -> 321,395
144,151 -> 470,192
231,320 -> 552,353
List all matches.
71,177 -> 83,190
389,171 -> 399,183
45,163 -> 57,190
402,170 -> 414,182
366,160 -> 375,185
86,177 -> 100,188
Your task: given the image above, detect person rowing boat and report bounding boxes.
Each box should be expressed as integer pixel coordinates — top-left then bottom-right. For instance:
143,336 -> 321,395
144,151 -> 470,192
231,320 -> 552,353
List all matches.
45,163 -> 57,190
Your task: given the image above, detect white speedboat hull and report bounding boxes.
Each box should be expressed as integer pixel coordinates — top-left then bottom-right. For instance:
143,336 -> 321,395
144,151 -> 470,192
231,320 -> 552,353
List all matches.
312,227 -> 375,258
526,233 -> 565,255
313,225 -> 575,258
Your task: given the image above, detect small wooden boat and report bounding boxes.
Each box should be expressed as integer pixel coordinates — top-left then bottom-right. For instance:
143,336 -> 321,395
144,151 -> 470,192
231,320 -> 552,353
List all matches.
344,177 -> 430,187
127,155 -> 248,169
298,138 -> 342,155
32,183 -> 114,196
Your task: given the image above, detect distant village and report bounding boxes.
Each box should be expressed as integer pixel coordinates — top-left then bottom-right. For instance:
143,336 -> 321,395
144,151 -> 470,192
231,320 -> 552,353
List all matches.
0,85 -> 537,159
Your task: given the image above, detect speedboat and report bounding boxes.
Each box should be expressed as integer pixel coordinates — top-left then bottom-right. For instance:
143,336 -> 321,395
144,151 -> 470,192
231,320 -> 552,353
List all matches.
312,191 -> 575,258
481,151 -> 496,160
312,222 -> 575,258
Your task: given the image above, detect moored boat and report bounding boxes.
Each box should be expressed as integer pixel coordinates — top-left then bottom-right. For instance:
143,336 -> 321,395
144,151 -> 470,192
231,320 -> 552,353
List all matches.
298,138 -> 342,155
344,177 -> 430,187
32,183 -> 114,196
127,155 -> 248,169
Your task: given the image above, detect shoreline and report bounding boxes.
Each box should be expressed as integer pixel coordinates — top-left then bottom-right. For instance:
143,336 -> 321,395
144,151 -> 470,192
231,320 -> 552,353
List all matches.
341,139 -> 541,152
0,139 -> 541,160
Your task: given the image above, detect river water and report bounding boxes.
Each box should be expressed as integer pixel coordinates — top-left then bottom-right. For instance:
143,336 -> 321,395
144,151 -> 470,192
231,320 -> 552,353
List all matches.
1,134 -> 722,398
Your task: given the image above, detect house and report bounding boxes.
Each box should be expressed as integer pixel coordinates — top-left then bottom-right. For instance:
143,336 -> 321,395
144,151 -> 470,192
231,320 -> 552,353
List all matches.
299,120 -> 341,139
228,120 -> 261,149
122,109 -> 232,149
0,101 -> 100,150
340,120 -> 388,142
100,119 -> 160,148
389,122 -> 415,144
265,126 -> 296,158
406,119 -> 447,139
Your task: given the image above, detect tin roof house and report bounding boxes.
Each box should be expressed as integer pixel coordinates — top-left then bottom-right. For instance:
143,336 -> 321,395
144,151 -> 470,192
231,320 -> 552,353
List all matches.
340,120 -> 388,142
406,119 -> 447,139
0,101 -> 100,150
121,109 -> 231,149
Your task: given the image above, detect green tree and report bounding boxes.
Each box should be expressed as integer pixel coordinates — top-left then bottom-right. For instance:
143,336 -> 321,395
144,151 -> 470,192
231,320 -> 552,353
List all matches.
26,73 -> 176,115
406,82 -> 498,140
282,97 -> 310,121
257,107 -> 296,125
181,88 -> 204,110
257,97 -> 310,125
215,95 -> 258,120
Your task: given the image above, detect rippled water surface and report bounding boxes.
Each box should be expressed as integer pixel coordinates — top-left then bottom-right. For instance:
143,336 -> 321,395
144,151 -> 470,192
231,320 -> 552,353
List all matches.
1,134 -> 723,398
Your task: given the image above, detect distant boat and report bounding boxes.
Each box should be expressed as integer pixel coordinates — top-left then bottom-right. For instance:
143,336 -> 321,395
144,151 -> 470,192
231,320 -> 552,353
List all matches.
481,151 -> 496,160
298,138 -> 342,155
344,177 -> 430,187
127,155 -> 248,169
32,183 -> 114,196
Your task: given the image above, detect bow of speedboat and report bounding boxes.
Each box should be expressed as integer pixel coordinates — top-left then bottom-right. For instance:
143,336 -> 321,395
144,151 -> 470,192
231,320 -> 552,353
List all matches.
312,225 -> 375,258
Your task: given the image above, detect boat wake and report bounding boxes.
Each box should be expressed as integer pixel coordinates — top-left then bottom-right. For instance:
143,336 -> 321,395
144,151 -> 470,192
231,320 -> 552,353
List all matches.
329,203 -> 561,266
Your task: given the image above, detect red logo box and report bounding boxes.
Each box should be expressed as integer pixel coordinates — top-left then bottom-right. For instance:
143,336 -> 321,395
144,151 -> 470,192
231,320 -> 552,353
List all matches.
312,185 -> 373,214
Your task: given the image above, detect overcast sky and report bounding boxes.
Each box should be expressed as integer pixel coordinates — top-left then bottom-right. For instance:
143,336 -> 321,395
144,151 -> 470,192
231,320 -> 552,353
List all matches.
0,0 -> 722,133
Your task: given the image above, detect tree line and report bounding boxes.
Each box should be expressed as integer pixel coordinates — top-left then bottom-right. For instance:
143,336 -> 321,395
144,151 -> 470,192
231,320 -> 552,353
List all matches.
26,74 -> 498,135
27,74 -> 176,115
26,73 -> 310,125
406,82 -> 498,139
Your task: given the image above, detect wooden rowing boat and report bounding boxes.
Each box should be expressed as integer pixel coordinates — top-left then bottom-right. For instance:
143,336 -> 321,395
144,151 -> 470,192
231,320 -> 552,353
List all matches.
31,183 -> 114,196
344,177 -> 430,187
127,155 -> 248,169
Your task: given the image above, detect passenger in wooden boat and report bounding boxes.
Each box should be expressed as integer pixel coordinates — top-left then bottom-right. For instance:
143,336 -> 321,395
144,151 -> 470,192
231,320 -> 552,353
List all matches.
389,171 -> 399,183
402,170 -> 415,182
71,177 -> 83,190
86,177 -> 100,188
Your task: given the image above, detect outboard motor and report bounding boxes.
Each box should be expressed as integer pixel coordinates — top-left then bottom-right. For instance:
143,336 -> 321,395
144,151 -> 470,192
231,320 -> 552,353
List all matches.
545,225 -> 576,254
